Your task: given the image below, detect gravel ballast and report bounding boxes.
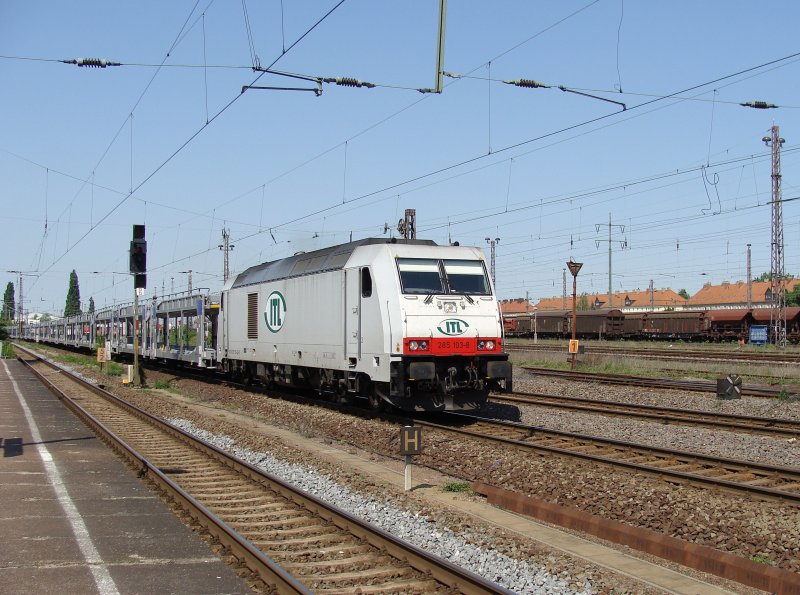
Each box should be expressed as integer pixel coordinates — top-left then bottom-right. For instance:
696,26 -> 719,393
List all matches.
170,418 -> 595,595
29,345 -> 787,593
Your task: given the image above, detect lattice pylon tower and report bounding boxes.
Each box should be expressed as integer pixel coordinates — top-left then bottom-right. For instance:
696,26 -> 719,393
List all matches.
765,125 -> 786,346
219,227 -> 234,283
485,237 -> 499,287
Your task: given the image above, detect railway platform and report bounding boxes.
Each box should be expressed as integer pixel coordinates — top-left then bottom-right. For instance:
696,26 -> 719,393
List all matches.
0,358 -> 250,595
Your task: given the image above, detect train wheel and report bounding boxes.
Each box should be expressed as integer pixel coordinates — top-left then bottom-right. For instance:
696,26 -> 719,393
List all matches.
369,382 -> 388,411
368,390 -> 383,411
335,378 -> 350,405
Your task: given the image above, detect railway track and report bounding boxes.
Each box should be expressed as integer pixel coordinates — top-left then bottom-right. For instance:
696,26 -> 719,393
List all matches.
520,366 -> 798,398
416,412 -> 800,504
17,348 -> 507,594
654,367 -> 792,384
492,391 -> 800,438
18,342 -> 794,592
507,342 -> 800,365
24,343 -> 800,501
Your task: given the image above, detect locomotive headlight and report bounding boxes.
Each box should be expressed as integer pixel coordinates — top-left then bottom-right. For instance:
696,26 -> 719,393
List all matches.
477,340 -> 485,350
409,340 -> 419,351
444,302 -> 457,314
486,340 -> 495,350
419,340 -> 429,350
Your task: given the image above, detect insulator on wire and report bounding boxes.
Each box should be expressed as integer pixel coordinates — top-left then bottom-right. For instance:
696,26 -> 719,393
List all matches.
504,79 -> 550,89
740,101 -> 777,109
322,77 -> 375,88
62,58 -> 121,68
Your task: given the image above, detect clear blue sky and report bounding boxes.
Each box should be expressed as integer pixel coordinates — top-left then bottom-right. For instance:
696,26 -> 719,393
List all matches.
2,1 -> 800,315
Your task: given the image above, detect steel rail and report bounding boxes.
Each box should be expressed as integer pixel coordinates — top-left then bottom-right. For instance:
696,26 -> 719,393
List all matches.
134,353 -> 800,590
15,346 -> 509,595
519,366 -> 794,397
414,412 -> 800,504
507,342 -> 800,364
17,353 -> 312,594
492,391 -> 800,438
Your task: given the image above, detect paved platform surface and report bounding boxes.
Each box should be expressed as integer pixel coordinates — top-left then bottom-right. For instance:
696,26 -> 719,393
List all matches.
0,358 -> 251,595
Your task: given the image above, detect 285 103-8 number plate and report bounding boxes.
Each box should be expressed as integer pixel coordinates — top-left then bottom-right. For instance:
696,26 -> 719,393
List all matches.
433,339 -> 474,353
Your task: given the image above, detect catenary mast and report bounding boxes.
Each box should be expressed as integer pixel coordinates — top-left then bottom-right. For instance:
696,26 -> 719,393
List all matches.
764,125 -> 786,347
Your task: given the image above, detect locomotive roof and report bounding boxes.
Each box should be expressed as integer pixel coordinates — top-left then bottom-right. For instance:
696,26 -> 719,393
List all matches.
231,237 -> 437,288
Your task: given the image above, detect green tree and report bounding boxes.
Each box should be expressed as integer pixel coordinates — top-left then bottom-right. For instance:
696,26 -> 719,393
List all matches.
754,272 -> 771,282
787,283 -> 800,307
88,297 -> 95,314
64,270 -> 82,317
2,282 -> 14,321
678,288 -> 690,300
577,294 -> 590,311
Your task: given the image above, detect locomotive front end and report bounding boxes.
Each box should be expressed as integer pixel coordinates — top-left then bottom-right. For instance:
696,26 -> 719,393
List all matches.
388,250 -> 511,411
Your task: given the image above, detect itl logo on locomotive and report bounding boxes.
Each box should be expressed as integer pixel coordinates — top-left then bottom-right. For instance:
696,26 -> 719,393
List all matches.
264,290 -> 287,333
437,319 -> 469,336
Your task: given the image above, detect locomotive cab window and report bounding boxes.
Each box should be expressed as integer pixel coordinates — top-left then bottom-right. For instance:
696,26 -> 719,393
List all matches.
397,258 -> 444,295
443,259 -> 490,295
361,267 -> 372,298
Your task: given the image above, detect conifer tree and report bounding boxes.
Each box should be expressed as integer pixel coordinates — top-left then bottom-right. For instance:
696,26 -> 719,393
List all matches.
64,270 -> 81,317
88,297 -> 95,314
1,282 -> 14,321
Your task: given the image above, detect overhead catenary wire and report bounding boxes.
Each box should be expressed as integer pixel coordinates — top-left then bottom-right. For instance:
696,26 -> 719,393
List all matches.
464,74 -> 800,109
437,156 -> 792,285
29,0 -> 349,286
45,0 -> 213,242
228,49 -> 800,251
7,130 -> 793,266
147,144 -> 796,279
9,4 -> 798,303
180,0 -> 605,236
241,0 -> 261,69
615,0 -> 624,92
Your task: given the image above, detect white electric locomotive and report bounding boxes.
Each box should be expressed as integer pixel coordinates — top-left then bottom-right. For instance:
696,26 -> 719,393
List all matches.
220,238 -> 511,411
12,238 -> 512,412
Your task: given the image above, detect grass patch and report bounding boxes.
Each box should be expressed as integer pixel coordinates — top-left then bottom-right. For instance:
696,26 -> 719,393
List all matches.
0,342 -> 14,358
56,351 -> 127,379
56,353 -> 93,366
152,378 -> 181,393
105,361 -> 125,377
750,554 -> 771,565
597,360 -> 640,375
442,481 -> 473,494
